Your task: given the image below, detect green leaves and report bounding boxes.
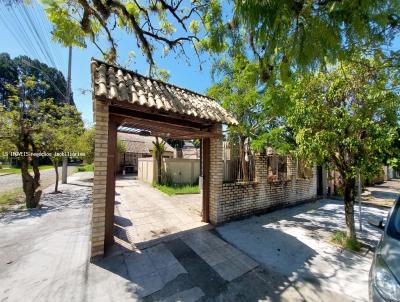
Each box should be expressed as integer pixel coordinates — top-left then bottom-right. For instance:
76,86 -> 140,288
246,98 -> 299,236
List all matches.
285,58 -> 400,180
189,19 -> 200,35
202,0 -> 400,82
43,2 -> 86,47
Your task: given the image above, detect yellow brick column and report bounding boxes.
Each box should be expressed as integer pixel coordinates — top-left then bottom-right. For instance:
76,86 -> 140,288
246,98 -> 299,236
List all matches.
254,153 -> 268,183
209,124 -> 224,224
91,99 -> 109,258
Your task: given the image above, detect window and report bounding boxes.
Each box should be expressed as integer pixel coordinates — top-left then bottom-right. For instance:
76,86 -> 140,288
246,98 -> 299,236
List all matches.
297,160 -> 313,179
267,155 -> 288,182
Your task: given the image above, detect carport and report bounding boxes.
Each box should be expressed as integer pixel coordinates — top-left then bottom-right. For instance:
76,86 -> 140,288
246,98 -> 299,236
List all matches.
90,59 -> 237,257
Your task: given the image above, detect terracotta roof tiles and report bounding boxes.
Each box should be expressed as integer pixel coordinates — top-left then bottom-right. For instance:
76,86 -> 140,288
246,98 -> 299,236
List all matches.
91,58 -> 238,125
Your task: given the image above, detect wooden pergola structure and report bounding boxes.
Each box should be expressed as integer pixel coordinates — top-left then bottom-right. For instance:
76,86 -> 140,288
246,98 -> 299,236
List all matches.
90,59 -> 237,258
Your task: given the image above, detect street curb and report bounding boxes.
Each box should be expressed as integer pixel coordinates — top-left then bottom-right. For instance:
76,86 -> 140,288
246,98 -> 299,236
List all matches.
0,173 -> 14,177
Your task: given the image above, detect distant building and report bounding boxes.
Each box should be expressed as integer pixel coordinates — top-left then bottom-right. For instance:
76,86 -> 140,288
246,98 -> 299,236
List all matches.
180,141 -> 200,159
117,132 -> 174,173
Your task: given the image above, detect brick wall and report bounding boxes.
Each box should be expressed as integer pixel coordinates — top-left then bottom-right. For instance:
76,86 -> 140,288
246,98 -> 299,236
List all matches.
209,124 -> 224,224
91,100 -> 109,257
219,153 -> 317,222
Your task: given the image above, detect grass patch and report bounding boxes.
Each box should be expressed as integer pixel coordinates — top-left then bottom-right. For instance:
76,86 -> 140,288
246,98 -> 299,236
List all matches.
153,183 -> 200,196
75,164 -> 94,172
0,165 -> 54,174
0,188 -> 24,211
331,230 -> 362,252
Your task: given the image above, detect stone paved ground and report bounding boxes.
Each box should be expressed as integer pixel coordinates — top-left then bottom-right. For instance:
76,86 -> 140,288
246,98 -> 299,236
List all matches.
1,172 -> 397,302
0,172 -> 300,302
114,176 -> 207,249
0,172 -> 93,302
362,179 -> 400,207
217,198 -> 393,302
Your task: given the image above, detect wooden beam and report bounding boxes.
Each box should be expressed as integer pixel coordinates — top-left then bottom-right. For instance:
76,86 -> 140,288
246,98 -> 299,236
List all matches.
109,111 -> 222,139
202,138 -> 210,223
120,120 -> 218,139
104,118 -> 118,249
107,102 -> 214,129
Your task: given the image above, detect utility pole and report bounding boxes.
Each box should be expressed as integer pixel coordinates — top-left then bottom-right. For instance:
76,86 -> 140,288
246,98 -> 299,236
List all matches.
62,46 -> 72,184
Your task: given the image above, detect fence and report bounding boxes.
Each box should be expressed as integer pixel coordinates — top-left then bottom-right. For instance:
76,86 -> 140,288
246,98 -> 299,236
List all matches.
220,154 -> 317,222
223,156 -> 255,183
222,153 -> 315,184
138,157 -> 200,185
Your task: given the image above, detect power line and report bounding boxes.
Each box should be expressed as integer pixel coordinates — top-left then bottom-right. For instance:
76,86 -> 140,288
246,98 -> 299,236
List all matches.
0,11 -> 30,55
32,1 -> 64,68
1,7 -> 40,60
8,6 -> 44,63
18,4 -> 56,68
27,2 -> 59,69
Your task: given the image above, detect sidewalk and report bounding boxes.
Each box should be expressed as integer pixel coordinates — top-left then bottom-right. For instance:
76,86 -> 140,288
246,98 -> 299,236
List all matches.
362,179 -> 400,208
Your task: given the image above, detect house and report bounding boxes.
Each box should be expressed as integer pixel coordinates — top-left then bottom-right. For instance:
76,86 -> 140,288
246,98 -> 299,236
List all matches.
181,141 -> 200,159
117,132 -> 174,173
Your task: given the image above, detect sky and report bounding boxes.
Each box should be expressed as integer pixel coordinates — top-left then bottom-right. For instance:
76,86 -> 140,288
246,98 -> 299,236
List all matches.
1,2 -> 399,128
0,1 -> 214,127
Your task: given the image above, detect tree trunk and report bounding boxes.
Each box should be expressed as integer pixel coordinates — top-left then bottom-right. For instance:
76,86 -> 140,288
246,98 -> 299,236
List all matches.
239,136 -> 249,181
61,157 -> 68,184
343,177 -> 356,240
154,137 -> 163,184
54,161 -> 59,193
157,152 -> 162,184
20,157 -> 42,208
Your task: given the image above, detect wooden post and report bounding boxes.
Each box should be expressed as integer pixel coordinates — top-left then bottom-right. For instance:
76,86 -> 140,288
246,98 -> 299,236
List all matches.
202,138 -> 210,222
105,118 -> 117,248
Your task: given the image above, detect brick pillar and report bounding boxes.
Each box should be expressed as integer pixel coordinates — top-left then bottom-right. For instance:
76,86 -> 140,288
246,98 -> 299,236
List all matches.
287,156 -> 295,179
209,124 -> 223,224
254,153 -> 268,183
91,99 -> 109,258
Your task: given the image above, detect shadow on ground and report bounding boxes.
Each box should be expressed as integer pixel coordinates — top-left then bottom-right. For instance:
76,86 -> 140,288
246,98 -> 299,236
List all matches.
91,222 -> 322,302
0,180 -> 92,224
216,199 -> 389,302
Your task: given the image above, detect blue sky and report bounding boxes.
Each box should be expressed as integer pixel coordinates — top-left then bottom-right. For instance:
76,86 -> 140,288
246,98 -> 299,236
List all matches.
1,2 -> 399,127
0,1 -> 214,126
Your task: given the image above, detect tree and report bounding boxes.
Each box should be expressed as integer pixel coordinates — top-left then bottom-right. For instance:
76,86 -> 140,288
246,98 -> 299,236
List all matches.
0,53 -> 72,106
285,58 -> 399,241
165,139 -> 184,151
152,137 -> 166,184
0,77 -> 50,207
208,54 -> 268,181
41,0 -> 207,69
40,101 -> 84,193
202,1 -> 400,82
0,54 -> 82,206
0,53 -> 17,106
77,127 -> 95,164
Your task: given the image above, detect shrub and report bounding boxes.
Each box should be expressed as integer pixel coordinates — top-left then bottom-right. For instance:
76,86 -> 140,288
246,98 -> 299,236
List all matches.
331,230 -> 361,252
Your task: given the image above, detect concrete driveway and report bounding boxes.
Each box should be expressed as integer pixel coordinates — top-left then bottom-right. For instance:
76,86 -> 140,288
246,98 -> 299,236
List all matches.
0,172 -> 93,302
0,174 -> 262,301
217,199 -> 391,302
114,176 -> 207,249
1,172 -> 396,302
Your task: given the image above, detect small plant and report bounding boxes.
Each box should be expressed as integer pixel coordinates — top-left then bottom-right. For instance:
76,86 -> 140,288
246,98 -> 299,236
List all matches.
331,230 -> 361,252
161,169 -> 174,186
0,188 -> 24,210
75,164 -> 94,172
153,183 -> 200,196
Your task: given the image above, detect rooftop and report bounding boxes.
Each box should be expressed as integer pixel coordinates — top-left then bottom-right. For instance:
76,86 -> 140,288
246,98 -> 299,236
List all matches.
91,58 -> 237,126
118,132 -> 175,154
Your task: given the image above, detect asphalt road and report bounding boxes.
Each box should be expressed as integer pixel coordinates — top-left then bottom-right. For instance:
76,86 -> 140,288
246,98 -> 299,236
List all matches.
0,166 -> 75,193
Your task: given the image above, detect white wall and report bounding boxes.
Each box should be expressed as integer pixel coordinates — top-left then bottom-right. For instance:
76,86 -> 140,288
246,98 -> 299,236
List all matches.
138,158 -> 200,185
